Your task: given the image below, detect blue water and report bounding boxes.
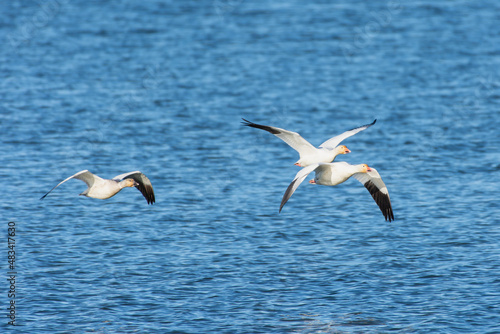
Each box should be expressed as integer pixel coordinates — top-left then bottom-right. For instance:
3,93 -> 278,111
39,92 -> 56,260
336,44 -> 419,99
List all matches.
1,0 -> 500,333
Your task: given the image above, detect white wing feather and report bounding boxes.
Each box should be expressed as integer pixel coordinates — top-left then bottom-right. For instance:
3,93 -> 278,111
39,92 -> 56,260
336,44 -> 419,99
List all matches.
279,163 -> 321,212
242,119 -> 317,156
40,170 -> 98,199
319,119 -> 376,150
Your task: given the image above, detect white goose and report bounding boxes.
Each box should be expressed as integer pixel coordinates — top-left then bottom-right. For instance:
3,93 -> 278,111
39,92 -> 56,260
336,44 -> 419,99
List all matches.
242,118 -> 376,167
40,170 -> 155,204
280,162 -> 394,221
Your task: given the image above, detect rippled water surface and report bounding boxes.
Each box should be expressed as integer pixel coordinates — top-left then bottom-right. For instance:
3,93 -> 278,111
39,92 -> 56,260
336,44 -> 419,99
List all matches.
1,0 -> 500,333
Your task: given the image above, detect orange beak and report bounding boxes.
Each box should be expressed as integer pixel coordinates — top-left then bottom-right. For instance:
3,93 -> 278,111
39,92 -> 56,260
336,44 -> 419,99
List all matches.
366,166 -> 372,172
294,163 -> 301,167
344,147 -> 351,154
309,179 -> 316,184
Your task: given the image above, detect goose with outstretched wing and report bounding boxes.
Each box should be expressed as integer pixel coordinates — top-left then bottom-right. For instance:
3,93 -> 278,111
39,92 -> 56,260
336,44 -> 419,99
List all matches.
40,170 -> 155,204
280,162 -> 393,221
242,118 -> 376,167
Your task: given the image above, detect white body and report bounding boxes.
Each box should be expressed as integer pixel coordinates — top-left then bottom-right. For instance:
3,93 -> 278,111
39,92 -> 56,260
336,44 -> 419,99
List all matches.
81,177 -> 127,199
295,146 -> 349,167
309,161 -> 360,186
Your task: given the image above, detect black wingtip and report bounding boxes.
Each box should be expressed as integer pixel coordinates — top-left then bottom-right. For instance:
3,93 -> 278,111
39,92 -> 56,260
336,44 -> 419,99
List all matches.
387,208 -> 395,222
384,202 -> 394,222
241,119 -> 281,134
363,180 -> 394,222
347,119 -> 377,132
279,198 -> 285,213
241,118 -> 252,125
139,186 -> 155,205
279,200 -> 287,213
279,178 -> 299,213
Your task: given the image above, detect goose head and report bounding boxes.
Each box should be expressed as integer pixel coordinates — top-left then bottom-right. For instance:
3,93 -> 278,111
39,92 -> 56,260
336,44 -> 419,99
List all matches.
121,178 -> 139,188
360,164 -> 372,173
337,145 -> 351,154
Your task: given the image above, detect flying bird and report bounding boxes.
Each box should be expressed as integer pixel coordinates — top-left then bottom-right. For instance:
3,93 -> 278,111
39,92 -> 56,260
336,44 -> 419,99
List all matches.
40,170 -> 155,204
280,162 -> 393,221
242,118 -> 376,167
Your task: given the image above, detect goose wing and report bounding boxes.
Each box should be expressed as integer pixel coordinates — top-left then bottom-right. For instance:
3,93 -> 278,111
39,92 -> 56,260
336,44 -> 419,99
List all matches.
113,171 -> 155,204
279,163 -> 322,212
352,167 -> 394,222
40,170 -> 97,200
242,118 -> 317,156
319,119 -> 376,150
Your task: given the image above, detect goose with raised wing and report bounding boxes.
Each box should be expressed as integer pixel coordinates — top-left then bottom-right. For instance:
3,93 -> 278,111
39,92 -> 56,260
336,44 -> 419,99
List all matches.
242,118 -> 376,167
279,162 -> 393,221
40,170 -> 155,204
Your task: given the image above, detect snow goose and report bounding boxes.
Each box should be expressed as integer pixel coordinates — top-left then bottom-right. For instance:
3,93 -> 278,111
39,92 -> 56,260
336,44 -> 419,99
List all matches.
40,170 -> 155,204
280,162 -> 394,221
242,118 -> 376,167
